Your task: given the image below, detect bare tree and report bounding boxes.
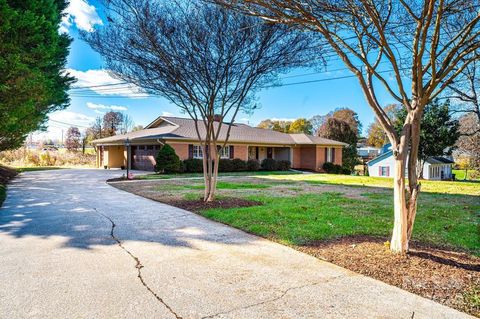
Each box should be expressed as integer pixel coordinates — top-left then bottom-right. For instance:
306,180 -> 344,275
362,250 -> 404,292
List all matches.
83,0 -> 315,202
119,113 -> 134,134
214,0 -> 480,253
446,60 -> 480,135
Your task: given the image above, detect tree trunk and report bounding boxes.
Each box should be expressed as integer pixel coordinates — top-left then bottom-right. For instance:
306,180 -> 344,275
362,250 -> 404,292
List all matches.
390,153 -> 409,253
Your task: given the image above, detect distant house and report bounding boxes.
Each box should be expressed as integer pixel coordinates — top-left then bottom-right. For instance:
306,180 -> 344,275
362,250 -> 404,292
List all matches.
367,144 -> 455,180
92,116 -> 347,172
357,146 -> 381,161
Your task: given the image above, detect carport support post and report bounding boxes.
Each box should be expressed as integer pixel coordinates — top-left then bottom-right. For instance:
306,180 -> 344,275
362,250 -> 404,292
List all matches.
125,138 -> 131,179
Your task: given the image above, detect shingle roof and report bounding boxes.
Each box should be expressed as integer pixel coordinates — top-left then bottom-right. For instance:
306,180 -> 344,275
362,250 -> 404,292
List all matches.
425,156 -> 455,164
92,116 -> 347,146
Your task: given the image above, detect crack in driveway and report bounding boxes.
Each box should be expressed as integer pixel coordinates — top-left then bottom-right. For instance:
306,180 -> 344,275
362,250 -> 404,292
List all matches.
92,208 -> 182,319
201,278 -> 342,319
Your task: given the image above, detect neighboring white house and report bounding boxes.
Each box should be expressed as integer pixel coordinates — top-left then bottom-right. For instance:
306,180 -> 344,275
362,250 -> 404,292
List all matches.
367,144 -> 455,180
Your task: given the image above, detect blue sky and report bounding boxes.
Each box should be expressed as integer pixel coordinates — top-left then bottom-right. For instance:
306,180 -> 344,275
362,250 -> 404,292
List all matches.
38,0 -> 397,141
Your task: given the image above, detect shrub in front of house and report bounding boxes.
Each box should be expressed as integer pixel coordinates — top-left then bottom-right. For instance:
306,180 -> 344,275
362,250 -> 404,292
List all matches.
182,158 -> 291,173
218,159 -> 235,172
155,144 -> 182,173
322,162 -> 349,174
231,158 -> 247,171
183,159 -> 203,173
261,158 -> 278,171
276,160 -> 291,171
246,159 -> 260,171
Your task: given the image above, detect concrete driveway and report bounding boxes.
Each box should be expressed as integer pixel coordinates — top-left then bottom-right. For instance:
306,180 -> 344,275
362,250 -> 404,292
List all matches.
0,169 -> 472,318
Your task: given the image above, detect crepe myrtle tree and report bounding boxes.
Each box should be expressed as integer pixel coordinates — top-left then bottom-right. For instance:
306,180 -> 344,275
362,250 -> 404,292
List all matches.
214,0 -> 480,253
83,0 -> 315,202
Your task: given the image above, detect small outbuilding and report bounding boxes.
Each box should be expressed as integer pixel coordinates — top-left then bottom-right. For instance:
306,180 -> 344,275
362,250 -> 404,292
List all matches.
367,144 -> 455,180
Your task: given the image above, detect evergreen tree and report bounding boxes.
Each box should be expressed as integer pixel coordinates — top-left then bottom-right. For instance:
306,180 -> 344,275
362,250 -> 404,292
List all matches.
155,144 -> 181,174
318,117 -> 359,173
395,99 -> 459,176
0,0 -> 74,151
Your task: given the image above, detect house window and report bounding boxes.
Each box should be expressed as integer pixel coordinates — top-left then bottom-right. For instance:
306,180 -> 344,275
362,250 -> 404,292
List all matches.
326,148 -> 333,162
218,146 -> 230,159
193,145 -> 203,159
380,166 -> 389,177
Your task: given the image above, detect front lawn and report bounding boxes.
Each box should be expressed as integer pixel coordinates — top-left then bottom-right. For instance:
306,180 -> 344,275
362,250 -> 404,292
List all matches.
134,170 -> 299,180
454,169 -> 479,181
110,173 -> 480,316
259,173 -> 480,196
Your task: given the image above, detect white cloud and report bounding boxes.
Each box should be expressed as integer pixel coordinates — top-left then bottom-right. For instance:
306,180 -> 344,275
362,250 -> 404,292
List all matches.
32,111 -> 95,141
161,111 -> 174,117
68,69 -> 148,98
87,102 -> 128,111
61,0 -> 103,33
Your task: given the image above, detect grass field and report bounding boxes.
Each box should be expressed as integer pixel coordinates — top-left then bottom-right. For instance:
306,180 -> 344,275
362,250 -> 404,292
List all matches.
135,170 -> 297,180
114,172 -> 480,255
453,169 -> 479,181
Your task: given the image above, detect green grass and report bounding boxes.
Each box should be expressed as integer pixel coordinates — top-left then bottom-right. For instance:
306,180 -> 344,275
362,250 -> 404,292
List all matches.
155,181 -> 271,192
201,190 -> 480,255
453,169 -> 479,181
15,166 -> 64,173
260,173 -> 480,196
136,170 -> 299,180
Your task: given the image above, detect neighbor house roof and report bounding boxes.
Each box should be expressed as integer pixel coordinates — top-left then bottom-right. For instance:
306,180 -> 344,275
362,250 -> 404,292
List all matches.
367,150 -> 455,166
92,116 -> 348,146
425,156 -> 455,164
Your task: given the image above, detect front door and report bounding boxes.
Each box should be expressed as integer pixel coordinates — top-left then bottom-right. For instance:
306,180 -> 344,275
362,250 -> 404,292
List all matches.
267,147 -> 273,159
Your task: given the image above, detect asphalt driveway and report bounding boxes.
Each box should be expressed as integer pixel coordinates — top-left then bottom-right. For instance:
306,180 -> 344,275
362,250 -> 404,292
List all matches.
0,169 -> 473,318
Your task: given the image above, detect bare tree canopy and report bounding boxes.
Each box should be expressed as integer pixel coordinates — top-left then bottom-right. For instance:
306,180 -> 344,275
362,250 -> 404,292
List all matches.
83,0 -> 316,201
214,0 -> 480,253
446,60 -> 480,135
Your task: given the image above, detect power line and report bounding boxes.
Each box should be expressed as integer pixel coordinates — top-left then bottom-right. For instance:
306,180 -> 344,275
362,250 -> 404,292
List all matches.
49,119 -> 89,128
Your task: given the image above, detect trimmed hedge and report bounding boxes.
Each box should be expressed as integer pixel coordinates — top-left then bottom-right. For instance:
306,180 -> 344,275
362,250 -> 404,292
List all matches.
155,144 -> 182,173
322,162 -> 350,174
180,158 -> 290,173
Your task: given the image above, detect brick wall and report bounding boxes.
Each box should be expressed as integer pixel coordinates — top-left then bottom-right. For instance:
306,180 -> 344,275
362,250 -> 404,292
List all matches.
292,147 -> 301,168
316,146 -> 326,171
334,147 -> 343,166
233,145 -> 248,160
169,143 -> 189,160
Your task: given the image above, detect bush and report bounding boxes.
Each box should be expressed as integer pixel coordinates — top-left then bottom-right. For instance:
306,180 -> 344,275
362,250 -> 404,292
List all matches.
231,158 -> 247,171
322,162 -> 344,174
276,160 -> 291,171
246,159 -> 260,171
155,144 -> 181,173
218,158 -> 234,172
261,158 -> 278,171
183,159 -> 203,173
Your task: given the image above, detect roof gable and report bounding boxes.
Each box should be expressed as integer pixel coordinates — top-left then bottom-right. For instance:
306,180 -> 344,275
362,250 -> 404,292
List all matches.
93,116 -> 347,146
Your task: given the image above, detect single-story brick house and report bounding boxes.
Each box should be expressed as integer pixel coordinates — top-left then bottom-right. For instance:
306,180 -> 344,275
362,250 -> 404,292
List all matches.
92,116 -> 347,171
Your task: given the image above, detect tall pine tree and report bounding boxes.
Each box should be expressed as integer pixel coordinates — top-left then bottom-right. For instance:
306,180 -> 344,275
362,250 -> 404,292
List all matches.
0,0 -> 74,151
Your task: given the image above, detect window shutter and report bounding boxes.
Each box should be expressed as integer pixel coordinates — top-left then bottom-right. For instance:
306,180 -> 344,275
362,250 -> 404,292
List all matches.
379,166 -> 382,176
325,148 -> 328,162
386,166 -> 390,177
229,145 -> 234,159
332,148 -> 336,163
188,144 -> 193,159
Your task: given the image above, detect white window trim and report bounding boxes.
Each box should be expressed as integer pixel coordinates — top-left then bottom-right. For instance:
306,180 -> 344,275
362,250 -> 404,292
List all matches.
326,147 -> 333,162
193,145 -> 203,159
219,146 -> 230,159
